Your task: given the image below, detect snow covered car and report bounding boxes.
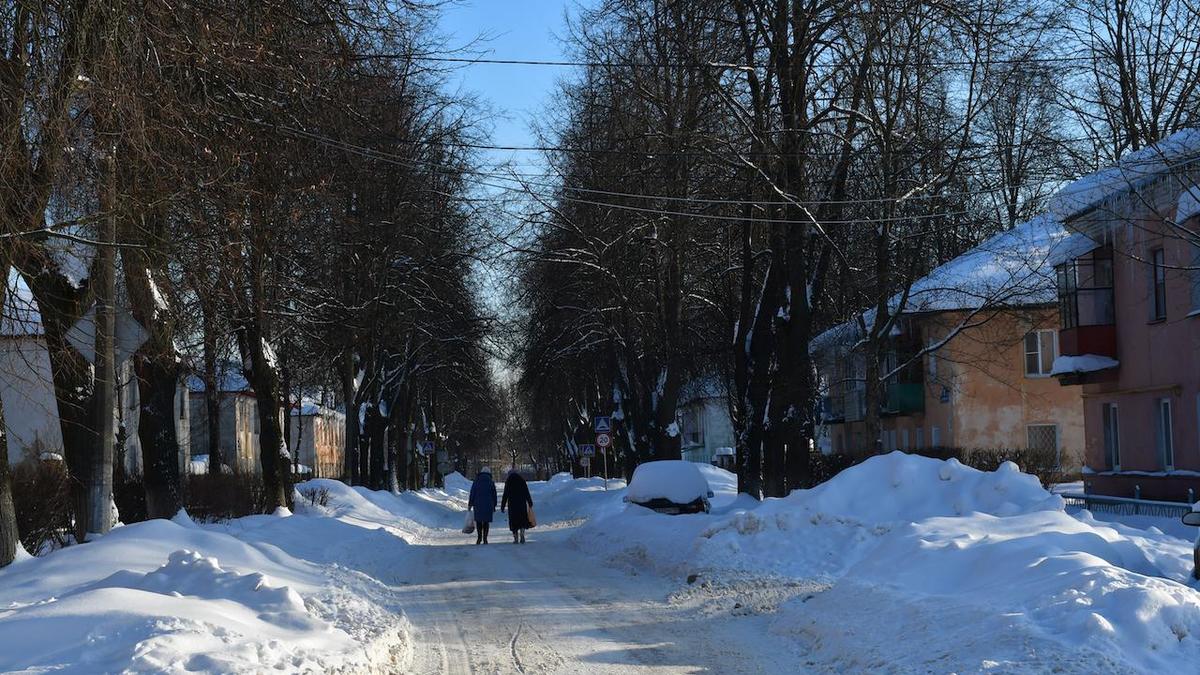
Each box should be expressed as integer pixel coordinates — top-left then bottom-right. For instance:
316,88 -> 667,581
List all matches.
1182,509 -> 1200,578
624,460 -> 714,515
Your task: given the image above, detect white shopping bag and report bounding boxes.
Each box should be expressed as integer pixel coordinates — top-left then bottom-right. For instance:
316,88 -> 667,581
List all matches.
462,509 -> 475,534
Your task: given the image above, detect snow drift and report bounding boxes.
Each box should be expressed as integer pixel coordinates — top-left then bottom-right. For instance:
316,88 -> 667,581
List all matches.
576,452 -> 1200,672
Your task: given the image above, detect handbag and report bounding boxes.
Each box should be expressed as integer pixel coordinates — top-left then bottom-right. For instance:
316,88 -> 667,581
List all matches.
462,509 -> 475,534
527,504 -> 537,528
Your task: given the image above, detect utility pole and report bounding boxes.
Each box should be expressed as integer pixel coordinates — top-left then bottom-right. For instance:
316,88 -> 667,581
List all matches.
87,142 -> 118,537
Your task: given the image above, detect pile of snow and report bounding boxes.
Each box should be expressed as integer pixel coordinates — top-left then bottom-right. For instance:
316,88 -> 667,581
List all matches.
0,513 -> 390,673
575,452 -> 1200,671
627,460 -> 711,504
442,471 -> 471,494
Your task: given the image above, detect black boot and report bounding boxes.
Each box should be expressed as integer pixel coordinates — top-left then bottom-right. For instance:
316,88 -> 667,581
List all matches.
482,522 -> 490,544
475,522 -> 482,545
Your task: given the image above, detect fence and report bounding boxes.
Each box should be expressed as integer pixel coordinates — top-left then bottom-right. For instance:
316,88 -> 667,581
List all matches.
1059,492 -> 1193,519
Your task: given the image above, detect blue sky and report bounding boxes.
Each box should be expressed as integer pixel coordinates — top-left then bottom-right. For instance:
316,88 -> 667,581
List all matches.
437,1 -> 584,172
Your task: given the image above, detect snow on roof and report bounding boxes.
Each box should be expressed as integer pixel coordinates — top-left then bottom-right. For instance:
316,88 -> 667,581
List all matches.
185,364 -> 252,394
813,130 -> 1200,355
1045,231 -> 1103,268
813,214 -> 1079,353
1,270 -> 43,337
1050,128 -> 1200,221
1049,354 -> 1119,376
1178,185 -> 1200,224
291,398 -> 344,418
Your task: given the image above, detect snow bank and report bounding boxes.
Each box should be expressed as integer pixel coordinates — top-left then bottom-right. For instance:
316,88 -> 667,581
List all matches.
576,452 -> 1200,671
627,460 -> 711,504
0,518 -> 379,673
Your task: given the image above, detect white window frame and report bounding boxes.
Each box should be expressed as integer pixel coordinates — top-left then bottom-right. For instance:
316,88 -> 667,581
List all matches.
1102,402 -> 1121,471
1156,397 -> 1175,470
931,426 -> 941,447
901,428 -> 910,451
927,343 -> 939,381
1023,329 -> 1058,377
915,427 -> 924,449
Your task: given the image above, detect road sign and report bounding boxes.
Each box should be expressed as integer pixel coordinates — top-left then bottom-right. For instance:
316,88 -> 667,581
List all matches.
593,416 -> 611,433
437,461 -> 454,474
580,444 -> 595,457
581,456 -> 591,468
417,441 -> 434,456
596,432 -> 612,449
436,449 -> 449,463
66,304 -> 149,364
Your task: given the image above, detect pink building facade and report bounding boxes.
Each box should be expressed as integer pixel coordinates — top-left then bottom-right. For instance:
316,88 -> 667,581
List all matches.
1052,132 -> 1200,501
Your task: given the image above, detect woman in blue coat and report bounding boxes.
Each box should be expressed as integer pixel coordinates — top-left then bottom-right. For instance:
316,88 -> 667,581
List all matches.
467,467 -> 497,545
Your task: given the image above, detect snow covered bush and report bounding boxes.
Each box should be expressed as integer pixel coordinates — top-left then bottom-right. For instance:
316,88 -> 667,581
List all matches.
11,458 -> 72,555
298,485 -> 331,508
184,473 -> 272,522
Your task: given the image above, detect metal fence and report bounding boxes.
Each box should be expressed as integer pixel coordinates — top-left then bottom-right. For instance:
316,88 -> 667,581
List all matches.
1059,492 -> 1193,519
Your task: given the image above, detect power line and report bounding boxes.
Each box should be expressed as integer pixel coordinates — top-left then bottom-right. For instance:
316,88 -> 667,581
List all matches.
260,121 -> 1025,225
356,47 -> 1200,71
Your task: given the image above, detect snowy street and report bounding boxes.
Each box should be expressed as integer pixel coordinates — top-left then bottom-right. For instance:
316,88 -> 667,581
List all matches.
6,457 -> 1200,673
391,526 -> 806,674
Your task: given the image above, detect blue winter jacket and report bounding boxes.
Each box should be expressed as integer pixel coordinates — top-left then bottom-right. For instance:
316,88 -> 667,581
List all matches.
468,472 -> 498,523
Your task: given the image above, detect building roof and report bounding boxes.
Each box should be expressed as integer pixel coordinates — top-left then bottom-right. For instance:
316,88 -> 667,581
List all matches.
290,398 -> 345,419
1,271 -> 44,338
813,128 -> 1200,355
185,364 -> 252,394
1051,128 -> 1200,222
812,214 -> 1079,353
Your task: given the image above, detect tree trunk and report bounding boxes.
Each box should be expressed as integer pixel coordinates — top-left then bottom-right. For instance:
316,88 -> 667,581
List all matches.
0,281 -> 18,566
239,319 -> 290,510
122,243 -> 183,519
133,357 -> 183,518
367,403 -> 385,489
203,308 -> 223,475
340,351 -> 359,484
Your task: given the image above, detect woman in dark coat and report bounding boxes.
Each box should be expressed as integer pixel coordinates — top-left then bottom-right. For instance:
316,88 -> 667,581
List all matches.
467,467 -> 497,545
501,470 -> 534,544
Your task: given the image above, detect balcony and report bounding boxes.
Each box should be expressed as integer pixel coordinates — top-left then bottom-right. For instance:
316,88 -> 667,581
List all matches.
883,382 -> 925,415
1059,324 -> 1117,359
1055,247 -> 1119,384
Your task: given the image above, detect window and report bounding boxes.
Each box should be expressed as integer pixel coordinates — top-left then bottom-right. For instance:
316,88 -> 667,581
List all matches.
1151,248 -> 1167,320
1027,424 -> 1059,454
901,429 -> 910,450
915,427 -> 925,449
931,426 -> 941,447
1156,397 -> 1174,470
1102,403 -> 1120,470
1191,243 -> 1200,312
1023,330 -> 1057,376
927,344 -> 939,381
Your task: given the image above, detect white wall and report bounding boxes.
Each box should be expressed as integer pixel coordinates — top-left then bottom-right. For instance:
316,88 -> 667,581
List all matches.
0,337 -> 65,465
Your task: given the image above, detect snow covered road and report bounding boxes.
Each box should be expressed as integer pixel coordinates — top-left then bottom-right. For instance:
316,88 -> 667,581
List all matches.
6,458 -> 1200,673
390,525 -> 808,674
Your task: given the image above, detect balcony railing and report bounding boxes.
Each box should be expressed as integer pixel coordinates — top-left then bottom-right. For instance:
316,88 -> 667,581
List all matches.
1059,324 -> 1117,359
1057,248 -> 1117,361
883,382 -> 925,415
